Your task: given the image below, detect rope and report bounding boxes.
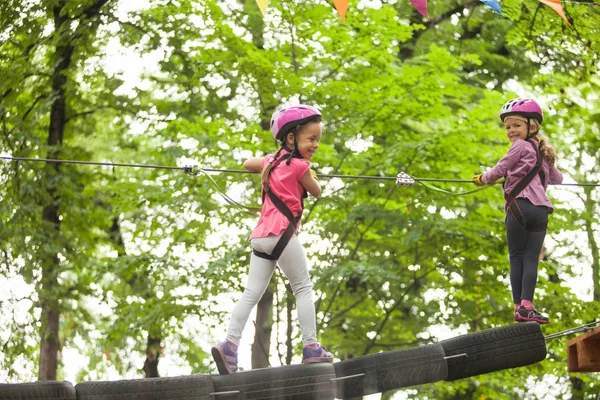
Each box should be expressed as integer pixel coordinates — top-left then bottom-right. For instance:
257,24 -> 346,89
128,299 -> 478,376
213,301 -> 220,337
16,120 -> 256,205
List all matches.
0,155 -> 260,214
185,167 -> 261,215
545,320 -> 600,341
415,180 -> 495,196
560,0 -> 599,4
1,156 -> 599,189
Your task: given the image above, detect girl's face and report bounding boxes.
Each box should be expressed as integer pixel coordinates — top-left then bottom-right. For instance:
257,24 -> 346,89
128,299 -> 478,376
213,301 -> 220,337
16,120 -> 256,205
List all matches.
504,117 -> 537,143
287,122 -> 322,160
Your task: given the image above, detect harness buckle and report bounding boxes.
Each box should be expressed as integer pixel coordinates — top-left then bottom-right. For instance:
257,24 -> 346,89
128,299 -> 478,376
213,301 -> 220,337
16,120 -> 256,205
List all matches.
396,172 -> 415,188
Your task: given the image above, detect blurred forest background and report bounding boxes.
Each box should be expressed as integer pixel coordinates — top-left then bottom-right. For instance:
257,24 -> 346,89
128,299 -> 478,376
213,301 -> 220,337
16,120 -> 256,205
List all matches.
1,0 -> 599,398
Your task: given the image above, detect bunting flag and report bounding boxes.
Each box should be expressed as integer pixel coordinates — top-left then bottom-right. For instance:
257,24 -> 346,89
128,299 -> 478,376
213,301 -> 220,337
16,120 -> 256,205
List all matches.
479,0 -> 502,15
333,0 -> 349,23
255,0 -> 268,16
538,0 -> 572,25
409,0 -> 429,20
251,0 -> 576,26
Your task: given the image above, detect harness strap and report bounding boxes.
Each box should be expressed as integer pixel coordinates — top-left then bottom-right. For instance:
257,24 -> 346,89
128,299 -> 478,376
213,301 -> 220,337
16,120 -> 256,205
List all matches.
504,140 -> 546,230
253,151 -> 304,260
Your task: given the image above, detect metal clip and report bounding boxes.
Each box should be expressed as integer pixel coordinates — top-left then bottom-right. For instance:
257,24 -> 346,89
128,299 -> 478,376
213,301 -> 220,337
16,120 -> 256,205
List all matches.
396,172 -> 415,187
182,165 -> 201,176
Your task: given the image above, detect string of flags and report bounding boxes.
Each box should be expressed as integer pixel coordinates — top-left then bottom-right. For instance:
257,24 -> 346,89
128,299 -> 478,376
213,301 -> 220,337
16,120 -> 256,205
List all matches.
254,0 -> 582,26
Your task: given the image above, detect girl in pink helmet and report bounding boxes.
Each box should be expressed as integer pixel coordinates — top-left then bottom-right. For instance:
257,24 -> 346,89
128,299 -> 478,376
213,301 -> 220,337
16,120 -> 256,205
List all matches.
472,98 -> 563,324
211,105 -> 334,374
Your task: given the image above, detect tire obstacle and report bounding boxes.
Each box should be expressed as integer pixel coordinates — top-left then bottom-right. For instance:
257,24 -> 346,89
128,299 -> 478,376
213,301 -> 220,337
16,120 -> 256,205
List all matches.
440,321 -> 547,381
333,343 -> 447,399
0,380 -> 76,399
0,322 -> 554,400
75,374 -> 214,400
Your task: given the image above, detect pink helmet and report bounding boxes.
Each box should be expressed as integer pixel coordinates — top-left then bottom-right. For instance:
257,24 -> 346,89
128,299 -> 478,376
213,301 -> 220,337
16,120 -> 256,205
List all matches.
499,98 -> 543,124
270,105 -> 322,141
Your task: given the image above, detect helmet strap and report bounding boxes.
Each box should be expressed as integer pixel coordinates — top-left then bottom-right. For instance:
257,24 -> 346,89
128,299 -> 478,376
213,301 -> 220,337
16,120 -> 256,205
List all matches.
526,120 -> 540,140
286,135 -> 299,165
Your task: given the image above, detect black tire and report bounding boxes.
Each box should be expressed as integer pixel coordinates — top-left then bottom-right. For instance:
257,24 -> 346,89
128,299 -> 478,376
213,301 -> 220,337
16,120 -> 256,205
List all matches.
211,363 -> 336,400
0,381 -> 76,399
333,344 -> 448,399
440,322 -> 547,381
75,374 -> 214,400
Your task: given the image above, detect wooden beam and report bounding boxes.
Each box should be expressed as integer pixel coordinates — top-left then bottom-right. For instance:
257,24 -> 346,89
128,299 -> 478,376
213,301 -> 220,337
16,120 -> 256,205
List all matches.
567,326 -> 600,373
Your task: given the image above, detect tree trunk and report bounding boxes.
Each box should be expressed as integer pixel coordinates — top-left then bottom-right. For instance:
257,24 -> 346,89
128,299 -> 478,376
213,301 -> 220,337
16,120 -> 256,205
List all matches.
143,336 -> 162,378
38,0 -> 110,380
285,283 -> 294,365
38,304 -> 59,380
38,1 -> 72,381
251,287 -> 274,369
583,188 -> 600,301
569,376 -> 585,400
110,216 -> 164,378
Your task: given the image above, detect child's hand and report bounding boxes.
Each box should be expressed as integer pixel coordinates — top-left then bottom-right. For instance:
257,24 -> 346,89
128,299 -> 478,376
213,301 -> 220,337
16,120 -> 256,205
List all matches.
310,169 -> 317,180
472,174 -> 485,186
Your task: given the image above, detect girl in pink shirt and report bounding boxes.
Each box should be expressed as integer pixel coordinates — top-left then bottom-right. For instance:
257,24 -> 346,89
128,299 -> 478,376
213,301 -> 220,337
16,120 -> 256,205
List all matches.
211,105 -> 334,374
473,98 -> 563,324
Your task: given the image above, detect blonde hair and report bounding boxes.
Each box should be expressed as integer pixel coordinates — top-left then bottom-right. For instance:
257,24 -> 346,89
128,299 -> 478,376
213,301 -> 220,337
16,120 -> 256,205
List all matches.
527,118 -> 558,167
538,134 -> 558,167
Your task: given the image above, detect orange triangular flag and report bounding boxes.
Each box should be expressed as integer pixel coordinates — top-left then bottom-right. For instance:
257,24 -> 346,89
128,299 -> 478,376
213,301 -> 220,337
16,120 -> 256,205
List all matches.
333,0 -> 348,23
255,0 -> 268,16
538,0 -> 571,25
409,0 -> 429,20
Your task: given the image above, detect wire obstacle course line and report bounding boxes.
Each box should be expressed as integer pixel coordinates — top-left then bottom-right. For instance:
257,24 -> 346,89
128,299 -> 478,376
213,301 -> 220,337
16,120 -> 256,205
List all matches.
2,156 -> 599,188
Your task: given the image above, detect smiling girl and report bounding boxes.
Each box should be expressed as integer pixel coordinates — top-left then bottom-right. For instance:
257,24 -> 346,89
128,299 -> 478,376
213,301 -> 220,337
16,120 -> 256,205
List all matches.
211,105 -> 333,374
472,98 -> 563,324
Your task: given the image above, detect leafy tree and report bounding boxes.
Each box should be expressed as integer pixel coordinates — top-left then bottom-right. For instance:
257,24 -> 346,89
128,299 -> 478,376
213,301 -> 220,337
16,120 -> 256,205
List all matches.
1,1 -> 599,399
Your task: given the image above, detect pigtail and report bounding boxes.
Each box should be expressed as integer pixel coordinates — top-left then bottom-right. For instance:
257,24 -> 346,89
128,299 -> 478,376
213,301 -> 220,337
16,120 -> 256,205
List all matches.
261,147 -> 284,188
529,118 -> 558,168
538,135 -> 558,167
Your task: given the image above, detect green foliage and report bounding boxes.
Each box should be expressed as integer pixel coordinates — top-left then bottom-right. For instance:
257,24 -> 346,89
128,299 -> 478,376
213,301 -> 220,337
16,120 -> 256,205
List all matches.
1,0 -> 599,398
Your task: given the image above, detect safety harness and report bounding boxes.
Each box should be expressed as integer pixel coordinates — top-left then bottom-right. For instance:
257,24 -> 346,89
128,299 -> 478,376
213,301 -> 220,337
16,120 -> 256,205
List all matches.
252,149 -> 304,260
503,138 -> 546,231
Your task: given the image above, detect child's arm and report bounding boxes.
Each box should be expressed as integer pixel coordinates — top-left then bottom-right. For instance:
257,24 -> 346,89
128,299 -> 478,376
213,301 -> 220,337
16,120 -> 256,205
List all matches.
549,166 -> 563,184
481,140 -> 524,184
301,169 -> 321,198
243,157 -> 263,173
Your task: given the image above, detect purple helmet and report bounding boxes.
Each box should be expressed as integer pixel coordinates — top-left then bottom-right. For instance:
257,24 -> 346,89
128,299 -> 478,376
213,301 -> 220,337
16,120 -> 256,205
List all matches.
270,105 -> 321,141
499,98 -> 543,124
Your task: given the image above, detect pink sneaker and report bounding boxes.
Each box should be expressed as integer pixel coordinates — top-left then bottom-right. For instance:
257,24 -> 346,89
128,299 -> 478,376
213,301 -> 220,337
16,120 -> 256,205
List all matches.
302,344 -> 334,364
211,341 -> 238,374
515,306 -> 549,324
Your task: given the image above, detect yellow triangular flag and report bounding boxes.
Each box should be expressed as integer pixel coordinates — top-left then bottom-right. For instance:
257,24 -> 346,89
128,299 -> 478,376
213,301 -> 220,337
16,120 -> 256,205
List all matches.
538,0 -> 571,25
255,0 -> 268,16
333,0 -> 348,23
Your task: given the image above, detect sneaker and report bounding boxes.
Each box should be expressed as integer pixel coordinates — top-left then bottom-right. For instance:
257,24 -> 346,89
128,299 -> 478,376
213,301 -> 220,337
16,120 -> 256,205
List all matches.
302,344 -> 334,364
515,306 -> 550,324
211,341 -> 238,374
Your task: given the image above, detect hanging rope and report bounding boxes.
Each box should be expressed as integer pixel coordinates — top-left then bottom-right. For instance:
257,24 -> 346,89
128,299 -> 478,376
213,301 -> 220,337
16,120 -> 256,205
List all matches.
183,166 -> 261,215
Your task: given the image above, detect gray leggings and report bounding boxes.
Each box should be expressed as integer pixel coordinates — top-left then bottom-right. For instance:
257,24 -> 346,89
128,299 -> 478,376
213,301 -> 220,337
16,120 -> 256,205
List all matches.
226,234 -> 317,347
506,198 -> 549,304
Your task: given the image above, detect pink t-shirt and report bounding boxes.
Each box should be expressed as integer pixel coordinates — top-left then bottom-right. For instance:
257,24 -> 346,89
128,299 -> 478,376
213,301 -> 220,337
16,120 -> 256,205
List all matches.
481,139 -> 563,213
251,150 -> 310,239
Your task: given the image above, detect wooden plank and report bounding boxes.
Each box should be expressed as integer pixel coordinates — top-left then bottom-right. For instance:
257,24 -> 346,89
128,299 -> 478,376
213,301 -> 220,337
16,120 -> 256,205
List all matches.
567,326 -> 600,372
566,326 -> 600,347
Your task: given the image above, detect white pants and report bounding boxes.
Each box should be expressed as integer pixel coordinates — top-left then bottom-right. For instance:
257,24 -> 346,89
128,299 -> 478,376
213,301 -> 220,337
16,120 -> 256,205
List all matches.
226,234 -> 318,347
